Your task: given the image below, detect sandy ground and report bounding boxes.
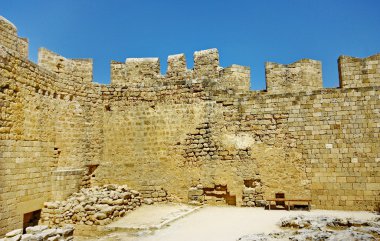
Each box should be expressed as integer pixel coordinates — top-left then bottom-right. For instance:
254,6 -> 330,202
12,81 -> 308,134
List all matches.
107,203 -> 198,229
77,205 -> 378,241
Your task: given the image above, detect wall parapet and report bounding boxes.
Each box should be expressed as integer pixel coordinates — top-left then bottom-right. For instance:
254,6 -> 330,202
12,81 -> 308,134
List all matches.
166,53 -> 190,81
265,59 -> 322,94
193,48 -> 220,80
338,53 -> 380,89
110,48 -> 250,92
0,16 -> 28,58
38,47 -> 93,84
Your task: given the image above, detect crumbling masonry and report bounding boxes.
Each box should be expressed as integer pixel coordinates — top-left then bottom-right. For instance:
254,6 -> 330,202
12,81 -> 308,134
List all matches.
0,16 -> 379,235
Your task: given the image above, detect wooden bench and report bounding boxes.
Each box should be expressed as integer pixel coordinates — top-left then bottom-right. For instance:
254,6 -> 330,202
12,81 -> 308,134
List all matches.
266,198 -> 311,211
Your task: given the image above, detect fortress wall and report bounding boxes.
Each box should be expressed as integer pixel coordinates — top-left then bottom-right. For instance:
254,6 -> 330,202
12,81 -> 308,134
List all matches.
110,49 -> 251,92
95,83 -> 210,200
0,16 -> 28,58
38,48 -> 93,84
265,59 -> 322,94
94,84 -> 379,210
298,87 -> 380,210
110,58 -> 162,85
0,46 -> 57,234
0,45 -> 101,234
339,53 -> 380,89
219,64 -> 251,91
110,61 -> 127,85
205,92 -> 309,205
166,53 -> 189,82
239,87 -> 380,210
0,15 -> 379,236
193,48 -> 220,80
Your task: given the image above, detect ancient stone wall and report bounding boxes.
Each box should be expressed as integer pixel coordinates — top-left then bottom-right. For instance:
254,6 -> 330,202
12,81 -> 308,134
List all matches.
38,48 -> 93,84
338,53 -> 380,88
0,25 -> 102,234
0,16 -> 28,58
110,48 -> 250,92
0,16 -> 379,236
265,59 -> 322,94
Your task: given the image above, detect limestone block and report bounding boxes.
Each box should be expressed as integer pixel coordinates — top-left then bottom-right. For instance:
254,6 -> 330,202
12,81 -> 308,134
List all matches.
5,229 -> 22,238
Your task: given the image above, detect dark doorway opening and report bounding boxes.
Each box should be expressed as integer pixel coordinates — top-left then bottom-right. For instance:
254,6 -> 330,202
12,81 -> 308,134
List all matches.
275,192 -> 285,207
23,210 -> 41,233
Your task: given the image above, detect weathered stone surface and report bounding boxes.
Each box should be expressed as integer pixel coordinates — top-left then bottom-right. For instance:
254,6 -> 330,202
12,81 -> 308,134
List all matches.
3,226 -> 72,241
26,226 -> 48,235
144,199 -> 154,205
40,185 -> 142,226
4,235 -> 21,241
5,230 -> 22,238
238,215 -> 380,241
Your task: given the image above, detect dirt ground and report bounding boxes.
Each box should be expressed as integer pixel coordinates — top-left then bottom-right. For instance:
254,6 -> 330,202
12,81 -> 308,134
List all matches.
76,205 -> 378,241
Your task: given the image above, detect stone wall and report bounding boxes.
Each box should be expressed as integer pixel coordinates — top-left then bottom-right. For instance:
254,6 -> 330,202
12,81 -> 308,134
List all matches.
38,48 -> 93,84
0,16 -> 28,58
110,48 -> 250,92
338,53 -> 380,88
265,59 -> 322,94
0,15 -> 379,236
0,20 -> 102,235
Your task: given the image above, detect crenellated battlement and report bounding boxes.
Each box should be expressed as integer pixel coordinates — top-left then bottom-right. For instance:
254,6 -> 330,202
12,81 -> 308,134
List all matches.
265,59 -> 322,94
166,53 -> 189,81
0,16 -> 28,58
193,48 -> 220,80
110,48 -> 250,91
338,53 -> 380,89
1,15 -> 379,94
38,48 -> 93,84
1,16 -> 380,236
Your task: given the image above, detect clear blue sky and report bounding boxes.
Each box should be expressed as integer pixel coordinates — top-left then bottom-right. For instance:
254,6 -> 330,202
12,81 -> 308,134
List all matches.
3,0 -> 380,90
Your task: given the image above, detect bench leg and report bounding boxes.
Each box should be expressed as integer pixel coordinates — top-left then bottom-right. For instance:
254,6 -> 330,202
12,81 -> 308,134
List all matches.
288,201 -> 290,211
308,202 -> 311,211
268,201 -> 271,210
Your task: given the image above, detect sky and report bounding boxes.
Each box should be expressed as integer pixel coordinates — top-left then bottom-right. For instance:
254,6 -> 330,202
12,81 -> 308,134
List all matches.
2,0 -> 380,90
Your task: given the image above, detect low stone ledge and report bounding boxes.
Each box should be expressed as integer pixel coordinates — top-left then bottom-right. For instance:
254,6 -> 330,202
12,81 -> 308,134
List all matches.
0,225 -> 73,241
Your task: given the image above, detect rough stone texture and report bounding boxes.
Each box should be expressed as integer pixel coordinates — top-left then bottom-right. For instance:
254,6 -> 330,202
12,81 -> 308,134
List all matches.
38,48 -> 93,84
40,185 -> 142,227
339,53 -> 380,88
111,58 -> 162,86
193,48 -> 220,80
0,226 -> 73,241
51,169 -> 86,201
242,179 -> 264,207
0,16 -> 28,58
238,215 -> 380,241
265,59 -> 322,94
0,15 -> 379,236
166,54 -> 189,82
219,64 -> 250,91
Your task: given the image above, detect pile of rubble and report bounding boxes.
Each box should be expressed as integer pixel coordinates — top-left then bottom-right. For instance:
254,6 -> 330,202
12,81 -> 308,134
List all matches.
40,185 -> 142,226
0,225 -> 73,241
238,215 -> 380,241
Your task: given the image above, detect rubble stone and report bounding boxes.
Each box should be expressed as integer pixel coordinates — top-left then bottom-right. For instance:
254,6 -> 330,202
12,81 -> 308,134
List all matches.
40,185 -> 142,226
